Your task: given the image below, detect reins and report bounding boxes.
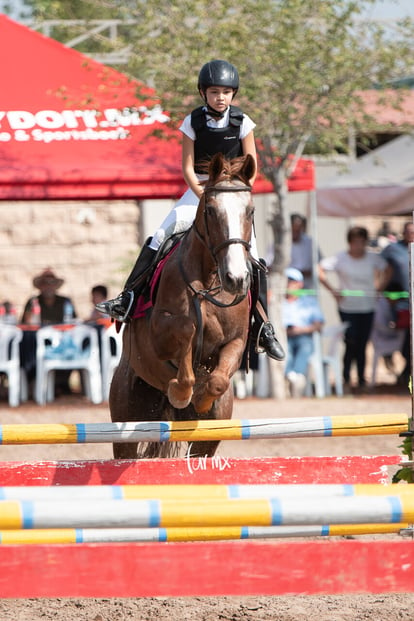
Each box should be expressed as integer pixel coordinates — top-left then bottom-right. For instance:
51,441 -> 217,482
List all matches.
179,182 -> 253,309
178,181 -> 253,371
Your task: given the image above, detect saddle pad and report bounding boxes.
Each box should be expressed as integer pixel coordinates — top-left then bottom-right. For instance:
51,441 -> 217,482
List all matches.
133,243 -> 180,319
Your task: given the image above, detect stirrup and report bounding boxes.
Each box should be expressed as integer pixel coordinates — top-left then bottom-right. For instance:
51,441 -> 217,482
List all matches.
96,291 -> 134,323
255,321 -> 266,354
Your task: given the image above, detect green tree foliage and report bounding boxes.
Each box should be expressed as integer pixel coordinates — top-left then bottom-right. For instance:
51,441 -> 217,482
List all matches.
27,0 -> 414,268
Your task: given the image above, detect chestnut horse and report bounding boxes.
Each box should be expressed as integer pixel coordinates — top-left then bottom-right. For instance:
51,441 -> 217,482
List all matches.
110,153 -> 256,459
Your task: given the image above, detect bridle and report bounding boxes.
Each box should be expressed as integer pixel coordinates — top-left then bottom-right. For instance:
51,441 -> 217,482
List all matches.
177,181 -> 254,371
179,182 -> 253,309
195,183 -> 253,262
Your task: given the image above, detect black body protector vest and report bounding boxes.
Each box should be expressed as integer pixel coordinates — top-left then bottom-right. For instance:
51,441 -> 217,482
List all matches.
191,105 -> 244,174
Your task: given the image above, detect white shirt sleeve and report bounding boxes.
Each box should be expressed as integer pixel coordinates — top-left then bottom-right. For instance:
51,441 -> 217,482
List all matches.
179,114 -> 195,140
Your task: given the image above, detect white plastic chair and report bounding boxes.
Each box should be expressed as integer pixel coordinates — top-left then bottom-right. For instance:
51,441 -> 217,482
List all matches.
306,323 -> 348,397
0,324 -> 24,407
100,323 -> 124,401
35,324 -> 102,405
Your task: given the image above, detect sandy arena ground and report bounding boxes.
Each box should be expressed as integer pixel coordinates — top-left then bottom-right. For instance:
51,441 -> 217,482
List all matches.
0,367 -> 413,620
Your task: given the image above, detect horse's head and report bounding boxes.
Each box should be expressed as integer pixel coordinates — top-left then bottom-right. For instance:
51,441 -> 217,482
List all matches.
195,153 -> 255,297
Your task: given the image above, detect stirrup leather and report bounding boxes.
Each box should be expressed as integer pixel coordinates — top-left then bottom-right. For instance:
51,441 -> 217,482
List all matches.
253,300 -> 268,353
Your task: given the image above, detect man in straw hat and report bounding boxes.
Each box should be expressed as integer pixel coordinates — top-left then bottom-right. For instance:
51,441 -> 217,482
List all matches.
21,268 -> 76,326
20,268 -> 78,397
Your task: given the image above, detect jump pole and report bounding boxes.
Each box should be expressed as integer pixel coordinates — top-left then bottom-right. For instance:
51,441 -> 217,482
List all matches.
0,413 -> 407,444
0,494 -> 413,529
0,454 -> 409,597
0,482 -> 412,501
0,522 -> 407,544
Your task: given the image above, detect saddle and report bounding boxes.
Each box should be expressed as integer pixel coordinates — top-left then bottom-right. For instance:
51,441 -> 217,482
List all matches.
133,232 -> 186,319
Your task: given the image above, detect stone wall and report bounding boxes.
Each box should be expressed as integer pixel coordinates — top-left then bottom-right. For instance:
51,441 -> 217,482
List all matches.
0,199 -> 142,320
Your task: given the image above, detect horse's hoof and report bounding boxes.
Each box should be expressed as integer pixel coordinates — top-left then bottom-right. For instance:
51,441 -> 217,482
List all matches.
168,380 -> 192,409
193,396 -> 214,415
168,394 -> 192,409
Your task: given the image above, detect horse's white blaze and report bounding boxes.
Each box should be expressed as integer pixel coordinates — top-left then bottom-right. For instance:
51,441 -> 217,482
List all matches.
222,195 -> 249,279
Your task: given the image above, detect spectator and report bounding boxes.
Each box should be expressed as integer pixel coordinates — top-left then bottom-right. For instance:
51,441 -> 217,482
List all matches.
282,267 -> 324,398
370,284 -> 405,379
319,226 -> 388,394
21,268 -> 77,326
376,220 -> 397,250
0,300 -> 17,324
21,268 -> 77,395
289,213 -> 321,293
380,221 -> 414,386
86,285 -> 109,322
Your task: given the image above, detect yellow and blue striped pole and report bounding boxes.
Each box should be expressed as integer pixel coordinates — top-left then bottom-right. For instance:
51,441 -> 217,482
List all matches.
0,494 -> 413,529
0,413 -> 408,445
0,522 -> 407,544
0,483 -> 413,502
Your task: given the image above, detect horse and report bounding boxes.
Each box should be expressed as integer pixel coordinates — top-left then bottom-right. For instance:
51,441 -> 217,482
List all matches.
110,152 -> 256,459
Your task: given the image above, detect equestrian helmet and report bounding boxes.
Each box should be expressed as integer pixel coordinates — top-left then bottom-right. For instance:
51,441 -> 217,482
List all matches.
198,60 -> 239,95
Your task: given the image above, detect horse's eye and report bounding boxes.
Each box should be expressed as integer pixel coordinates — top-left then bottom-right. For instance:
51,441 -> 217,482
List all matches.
247,206 -> 255,219
205,204 -> 215,217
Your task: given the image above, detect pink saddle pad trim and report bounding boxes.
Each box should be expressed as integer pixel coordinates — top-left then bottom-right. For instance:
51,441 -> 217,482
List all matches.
133,244 -> 179,319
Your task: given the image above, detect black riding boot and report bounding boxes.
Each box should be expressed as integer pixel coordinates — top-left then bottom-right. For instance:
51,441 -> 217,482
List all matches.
96,239 -> 157,322
253,261 -> 285,361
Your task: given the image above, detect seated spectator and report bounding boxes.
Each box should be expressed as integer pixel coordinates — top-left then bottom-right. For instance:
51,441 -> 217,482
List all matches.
86,285 -> 109,322
282,267 -> 324,398
21,268 -> 77,326
0,300 -> 17,324
21,268 -> 77,395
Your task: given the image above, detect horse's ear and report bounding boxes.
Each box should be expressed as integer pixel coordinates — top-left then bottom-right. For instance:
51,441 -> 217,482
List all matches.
241,154 -> 256,184
209,153 -> 225,180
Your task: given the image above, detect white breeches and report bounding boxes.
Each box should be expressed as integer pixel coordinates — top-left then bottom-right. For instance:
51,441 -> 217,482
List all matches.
149,186 -> 259,260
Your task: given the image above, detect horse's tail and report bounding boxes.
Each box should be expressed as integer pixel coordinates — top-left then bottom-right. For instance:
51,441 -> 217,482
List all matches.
136,399 -> 181,458
136,441 -> 180,459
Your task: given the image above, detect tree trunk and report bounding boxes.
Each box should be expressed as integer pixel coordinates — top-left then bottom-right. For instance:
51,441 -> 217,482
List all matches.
266,168 -> 291,399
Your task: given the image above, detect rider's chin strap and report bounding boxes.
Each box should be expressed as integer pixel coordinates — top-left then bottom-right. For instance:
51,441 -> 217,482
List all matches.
206,104 -> 227,119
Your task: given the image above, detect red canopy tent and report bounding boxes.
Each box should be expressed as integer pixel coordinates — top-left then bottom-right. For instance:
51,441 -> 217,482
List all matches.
0,15 -> 314,200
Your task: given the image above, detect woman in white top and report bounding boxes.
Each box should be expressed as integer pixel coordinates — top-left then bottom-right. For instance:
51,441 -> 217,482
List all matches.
319,226 -> 387,391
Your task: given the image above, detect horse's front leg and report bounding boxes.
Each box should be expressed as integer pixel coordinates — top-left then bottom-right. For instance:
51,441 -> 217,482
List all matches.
151,312 -> 196,409
167,335 -> 196,408
193,338 -> 245,414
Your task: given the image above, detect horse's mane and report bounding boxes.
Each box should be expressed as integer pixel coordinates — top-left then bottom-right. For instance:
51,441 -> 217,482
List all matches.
213,156 -> 248,183
199,155 -> 253,188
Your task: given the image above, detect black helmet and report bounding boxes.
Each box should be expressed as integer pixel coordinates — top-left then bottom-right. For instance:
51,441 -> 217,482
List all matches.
198,60 -> 239,94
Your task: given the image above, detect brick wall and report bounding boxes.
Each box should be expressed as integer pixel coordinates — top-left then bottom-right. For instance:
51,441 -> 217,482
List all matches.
0,199 -> 142,321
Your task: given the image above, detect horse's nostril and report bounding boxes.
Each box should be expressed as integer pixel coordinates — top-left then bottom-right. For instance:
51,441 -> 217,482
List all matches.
226,273 -> 241,287
224,272 -> 249,293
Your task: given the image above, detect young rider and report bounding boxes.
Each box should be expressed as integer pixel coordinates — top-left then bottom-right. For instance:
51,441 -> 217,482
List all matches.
96,60 -> 284,361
